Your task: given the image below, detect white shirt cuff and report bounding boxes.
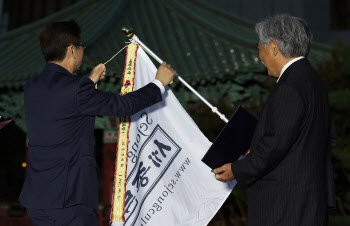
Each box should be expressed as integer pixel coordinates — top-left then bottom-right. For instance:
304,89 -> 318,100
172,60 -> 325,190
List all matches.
151,79 -> 165,94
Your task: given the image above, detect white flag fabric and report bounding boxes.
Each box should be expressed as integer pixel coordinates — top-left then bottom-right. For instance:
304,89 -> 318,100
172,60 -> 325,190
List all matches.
111,46 -> 237,226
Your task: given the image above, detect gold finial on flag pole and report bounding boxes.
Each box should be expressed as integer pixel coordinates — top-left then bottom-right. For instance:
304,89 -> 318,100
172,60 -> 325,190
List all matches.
122,26 -> 134,38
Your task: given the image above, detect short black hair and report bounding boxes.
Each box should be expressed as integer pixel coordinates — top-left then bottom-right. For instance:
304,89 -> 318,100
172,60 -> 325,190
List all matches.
40,20 -> 81,62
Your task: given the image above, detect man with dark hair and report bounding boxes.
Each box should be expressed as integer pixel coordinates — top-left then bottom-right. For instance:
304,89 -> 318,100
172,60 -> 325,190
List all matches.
40,20 -> 82,62
214,14 -> 335,225
19,20 -> 175,225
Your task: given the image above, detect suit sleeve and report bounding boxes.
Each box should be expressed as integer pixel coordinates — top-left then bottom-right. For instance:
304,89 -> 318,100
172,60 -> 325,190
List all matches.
76,76 -> 162,116
231,85 -> 304,187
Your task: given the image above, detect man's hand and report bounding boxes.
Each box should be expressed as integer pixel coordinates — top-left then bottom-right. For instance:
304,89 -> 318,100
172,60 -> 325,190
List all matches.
213,163 -> 235,182
89,64 -> 106,84
155,62 -> 176,86
245,149 -> 250,156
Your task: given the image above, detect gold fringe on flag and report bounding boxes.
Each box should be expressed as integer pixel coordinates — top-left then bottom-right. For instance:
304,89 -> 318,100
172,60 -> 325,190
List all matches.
110,43 -> 139,222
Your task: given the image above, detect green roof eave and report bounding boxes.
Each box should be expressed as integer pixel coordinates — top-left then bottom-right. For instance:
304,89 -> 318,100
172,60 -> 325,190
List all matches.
0,0 -> 332,89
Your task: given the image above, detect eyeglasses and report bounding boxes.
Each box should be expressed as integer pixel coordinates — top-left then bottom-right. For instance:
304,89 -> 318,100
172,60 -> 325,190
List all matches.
75,44 -> 86,50
65,44 -> 86,50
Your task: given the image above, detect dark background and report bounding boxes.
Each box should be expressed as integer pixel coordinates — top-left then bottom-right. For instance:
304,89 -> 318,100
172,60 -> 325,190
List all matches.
0,0 -> 349,225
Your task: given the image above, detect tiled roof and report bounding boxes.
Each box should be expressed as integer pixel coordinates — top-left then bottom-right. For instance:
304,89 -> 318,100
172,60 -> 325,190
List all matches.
0,0 -> 331,88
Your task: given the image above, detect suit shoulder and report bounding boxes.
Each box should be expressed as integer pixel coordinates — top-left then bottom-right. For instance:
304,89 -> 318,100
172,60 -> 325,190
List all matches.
280,60 -> 320,91
77,75 -> 92,83
76,76 -> 94,90
24,76 -> 34,87
272,83 -> 302,100
53,74 -> 85,92
24,75 -> 40,92
286,59 -> 317,80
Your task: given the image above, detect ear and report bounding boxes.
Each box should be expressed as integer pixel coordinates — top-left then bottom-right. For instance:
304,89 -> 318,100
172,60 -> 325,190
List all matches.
67,45 -> 76,59
71,45 -> 76,59
65,45 -> 72,59
270,40 -> 279,56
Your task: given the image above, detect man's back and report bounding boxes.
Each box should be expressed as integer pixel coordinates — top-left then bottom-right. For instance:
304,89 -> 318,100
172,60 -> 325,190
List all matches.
25,64 -> 82,147
20,63 -> 163,210
20,63 -> 98,209
247,59 -> 330,225
251,59 -> 329,183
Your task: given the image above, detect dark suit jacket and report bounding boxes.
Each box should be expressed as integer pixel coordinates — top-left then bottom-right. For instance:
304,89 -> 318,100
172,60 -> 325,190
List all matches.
231,59 -> 335,226
19,63 -> 162,210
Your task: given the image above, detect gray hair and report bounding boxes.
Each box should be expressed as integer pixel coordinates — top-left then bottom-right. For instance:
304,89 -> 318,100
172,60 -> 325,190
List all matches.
255,14 -> 313,58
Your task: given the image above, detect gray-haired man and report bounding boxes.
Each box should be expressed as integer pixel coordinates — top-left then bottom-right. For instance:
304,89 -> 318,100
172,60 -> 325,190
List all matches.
214,14 -> 335,225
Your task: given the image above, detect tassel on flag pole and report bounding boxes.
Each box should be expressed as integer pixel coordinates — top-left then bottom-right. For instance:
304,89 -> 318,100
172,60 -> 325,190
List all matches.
110,44 -> 139,223
122,26 -> 229,123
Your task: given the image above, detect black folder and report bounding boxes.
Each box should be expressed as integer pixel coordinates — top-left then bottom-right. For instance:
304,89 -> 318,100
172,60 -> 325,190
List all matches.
201,106 -> 257,169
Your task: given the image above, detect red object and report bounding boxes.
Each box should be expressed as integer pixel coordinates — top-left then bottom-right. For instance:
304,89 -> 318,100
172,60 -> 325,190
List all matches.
0,119 -> 12,130
102,117 -> 118,219
102,142 -> 116,217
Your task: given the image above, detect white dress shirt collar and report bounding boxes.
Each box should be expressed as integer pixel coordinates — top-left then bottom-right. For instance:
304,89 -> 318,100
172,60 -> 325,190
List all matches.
276,56 -> 304,83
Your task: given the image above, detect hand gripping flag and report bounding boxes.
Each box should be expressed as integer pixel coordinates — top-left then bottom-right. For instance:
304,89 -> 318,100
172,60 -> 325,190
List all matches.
111,44 -> 237,226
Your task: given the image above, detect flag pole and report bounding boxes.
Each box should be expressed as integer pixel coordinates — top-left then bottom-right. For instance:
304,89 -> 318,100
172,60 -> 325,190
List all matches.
122,27 -> 229,123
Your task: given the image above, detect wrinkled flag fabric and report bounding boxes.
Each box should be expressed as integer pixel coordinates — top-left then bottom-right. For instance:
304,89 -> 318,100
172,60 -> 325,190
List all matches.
111,45 -> 236,226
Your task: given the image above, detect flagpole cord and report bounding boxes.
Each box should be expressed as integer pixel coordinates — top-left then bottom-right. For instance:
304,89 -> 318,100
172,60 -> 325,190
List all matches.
130,35 -> 229,123
104,45 -> 128,65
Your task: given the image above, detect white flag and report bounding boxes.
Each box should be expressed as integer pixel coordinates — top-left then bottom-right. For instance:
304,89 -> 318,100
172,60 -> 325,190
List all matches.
111,45 -> 237,226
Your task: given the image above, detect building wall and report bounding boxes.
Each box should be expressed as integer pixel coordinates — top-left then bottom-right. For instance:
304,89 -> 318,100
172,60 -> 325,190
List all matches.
203,0 -> 350,45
